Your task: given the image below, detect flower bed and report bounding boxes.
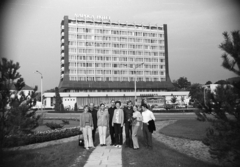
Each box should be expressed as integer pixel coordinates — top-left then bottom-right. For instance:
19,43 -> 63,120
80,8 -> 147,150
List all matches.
4,126 -> 81,148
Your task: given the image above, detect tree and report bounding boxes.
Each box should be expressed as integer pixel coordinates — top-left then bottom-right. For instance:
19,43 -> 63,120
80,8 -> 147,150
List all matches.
200,31 -> 240,166
45,88 -> 55,92
205,81 -> 212,85
54,87 -> 62,112
173,77 -> 191,90
214,80 -> 229,85
0,58 -> 40,150
74,103 -> 78,112
220,31 -> 240,76
170,95 -> 177,104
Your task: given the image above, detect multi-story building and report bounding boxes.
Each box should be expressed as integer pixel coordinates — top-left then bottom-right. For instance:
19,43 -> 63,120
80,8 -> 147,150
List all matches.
43,15 -> 190,109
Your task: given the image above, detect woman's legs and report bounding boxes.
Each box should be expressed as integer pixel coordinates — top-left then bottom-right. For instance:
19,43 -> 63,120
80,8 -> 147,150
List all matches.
82,127 -> 89,148
132,125 -> 139,149
102,126 -> 107,144
98,126 -> 103,145
86,126 -> 94,147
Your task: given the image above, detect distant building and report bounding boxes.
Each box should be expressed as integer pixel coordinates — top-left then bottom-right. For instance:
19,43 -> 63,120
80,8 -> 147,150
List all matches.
44,14 -> 190,109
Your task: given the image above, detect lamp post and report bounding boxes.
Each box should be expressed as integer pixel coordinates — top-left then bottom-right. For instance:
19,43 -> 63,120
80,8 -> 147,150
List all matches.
123,63 -> 144,103
35,70 -> 43,111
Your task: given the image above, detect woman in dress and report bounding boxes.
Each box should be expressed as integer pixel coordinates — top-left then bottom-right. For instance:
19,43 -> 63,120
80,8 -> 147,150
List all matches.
79,105 -> 94,150
131,105 -> 143,150
112,101 -> 124,148
97,103 -> 109,146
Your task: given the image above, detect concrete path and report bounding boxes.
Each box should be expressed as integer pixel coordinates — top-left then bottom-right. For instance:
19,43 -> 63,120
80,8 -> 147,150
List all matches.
84,136 -> 123,167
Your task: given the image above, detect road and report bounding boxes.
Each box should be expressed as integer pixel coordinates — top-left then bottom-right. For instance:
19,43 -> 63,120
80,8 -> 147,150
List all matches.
155,113 -> 197,121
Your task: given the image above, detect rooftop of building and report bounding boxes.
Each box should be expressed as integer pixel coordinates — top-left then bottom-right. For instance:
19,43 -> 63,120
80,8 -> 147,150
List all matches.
63,15 -> 165,30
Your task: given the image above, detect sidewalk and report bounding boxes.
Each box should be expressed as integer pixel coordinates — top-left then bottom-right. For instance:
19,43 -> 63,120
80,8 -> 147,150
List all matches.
84,136 -> 123,167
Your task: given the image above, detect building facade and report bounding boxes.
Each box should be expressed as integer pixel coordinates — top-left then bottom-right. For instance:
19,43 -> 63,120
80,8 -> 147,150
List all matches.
43,15 -> 189,109
59,14 -> 173,92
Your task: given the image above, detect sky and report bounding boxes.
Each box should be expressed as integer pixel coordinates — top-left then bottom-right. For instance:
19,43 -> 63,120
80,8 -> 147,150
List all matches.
0,0 -> 240,91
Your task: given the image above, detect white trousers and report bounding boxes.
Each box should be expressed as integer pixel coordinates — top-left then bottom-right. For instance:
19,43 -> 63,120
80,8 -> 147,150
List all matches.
98,126 -> 107,144
82,126 -> 93,148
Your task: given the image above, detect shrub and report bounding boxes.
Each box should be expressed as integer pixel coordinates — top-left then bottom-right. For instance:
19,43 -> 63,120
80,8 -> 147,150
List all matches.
4,127 -> 81,148
45,122 -> 63,130
62,120 -> 69,125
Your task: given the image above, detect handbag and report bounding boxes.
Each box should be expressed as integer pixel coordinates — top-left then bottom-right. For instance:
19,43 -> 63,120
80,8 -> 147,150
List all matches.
78,133 -> 84,147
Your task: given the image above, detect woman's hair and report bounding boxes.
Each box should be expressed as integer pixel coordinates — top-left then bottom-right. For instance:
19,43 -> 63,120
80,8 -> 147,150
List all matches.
115,100 -> 121,106
83,105 -> 89,111
141,103 -> 148,109
133,105 -> 139,110
127,100 -> 132,105
100,103 -> 105,107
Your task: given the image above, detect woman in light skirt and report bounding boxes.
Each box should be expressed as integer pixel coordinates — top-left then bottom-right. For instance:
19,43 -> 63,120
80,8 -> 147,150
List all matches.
131,105 -> 142,150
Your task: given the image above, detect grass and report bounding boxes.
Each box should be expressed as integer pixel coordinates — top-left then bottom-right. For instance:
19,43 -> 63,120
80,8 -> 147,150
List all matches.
34,119 -> 79,132
122,128 -> 218,167
159,119 -> 211,140
1,133 -> 100,167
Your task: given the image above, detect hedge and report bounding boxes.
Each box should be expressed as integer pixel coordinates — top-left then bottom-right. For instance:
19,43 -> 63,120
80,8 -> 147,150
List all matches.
4,126 -> 81,148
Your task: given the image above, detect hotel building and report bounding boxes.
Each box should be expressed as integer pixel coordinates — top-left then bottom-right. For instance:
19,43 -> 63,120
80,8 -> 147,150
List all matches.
43,15 -> 189,109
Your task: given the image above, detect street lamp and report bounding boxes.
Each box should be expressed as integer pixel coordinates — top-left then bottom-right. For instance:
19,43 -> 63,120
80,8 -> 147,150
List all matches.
123,63 -> 144,103
35,70 -> 43,111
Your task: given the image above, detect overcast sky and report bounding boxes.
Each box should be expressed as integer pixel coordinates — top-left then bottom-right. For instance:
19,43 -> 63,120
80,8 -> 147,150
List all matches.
0,0 -> 239,91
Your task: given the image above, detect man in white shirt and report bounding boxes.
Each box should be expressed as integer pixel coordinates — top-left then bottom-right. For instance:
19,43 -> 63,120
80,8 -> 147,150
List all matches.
141,103 -> 155,149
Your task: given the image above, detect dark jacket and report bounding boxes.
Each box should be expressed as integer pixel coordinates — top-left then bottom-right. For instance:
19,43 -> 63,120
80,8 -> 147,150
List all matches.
148,119 -> 156,133
108,106 -> 116,124
123,107 -> 133,123
89,108 -> 98,128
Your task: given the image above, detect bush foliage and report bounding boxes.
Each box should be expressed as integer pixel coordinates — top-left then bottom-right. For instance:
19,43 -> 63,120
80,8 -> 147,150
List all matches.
4,127 -> 81,148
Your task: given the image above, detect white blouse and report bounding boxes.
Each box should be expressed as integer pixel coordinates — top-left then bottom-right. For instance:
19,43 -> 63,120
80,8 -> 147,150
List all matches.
132,111 -> 142,126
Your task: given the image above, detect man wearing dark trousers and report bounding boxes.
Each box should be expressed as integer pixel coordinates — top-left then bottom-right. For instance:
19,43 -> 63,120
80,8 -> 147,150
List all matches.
124,101 -> 134,148
108,100 -> 116,145
141,103 -> 156,150
89,103 -> 98,143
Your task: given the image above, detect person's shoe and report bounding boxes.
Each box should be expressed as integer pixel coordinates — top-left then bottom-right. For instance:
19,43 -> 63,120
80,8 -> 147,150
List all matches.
115,145 -> 119,147
100,144 -> 103,146
103,144 -> 106,146
118,145 -> 122,148
85,147 -> 89,150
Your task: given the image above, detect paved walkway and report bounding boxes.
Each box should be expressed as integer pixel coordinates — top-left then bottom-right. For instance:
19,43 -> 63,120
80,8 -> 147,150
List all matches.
84,136 -> 123,167
84,126 -> 126,167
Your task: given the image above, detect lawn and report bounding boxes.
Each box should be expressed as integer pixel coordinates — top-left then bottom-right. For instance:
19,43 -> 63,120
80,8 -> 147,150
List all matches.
1,133 -> 100,167
122,129 -> 218,167
159,119 -> 211,140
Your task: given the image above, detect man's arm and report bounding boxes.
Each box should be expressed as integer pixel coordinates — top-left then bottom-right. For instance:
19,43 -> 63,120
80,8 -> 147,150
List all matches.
150,111 -> 156,121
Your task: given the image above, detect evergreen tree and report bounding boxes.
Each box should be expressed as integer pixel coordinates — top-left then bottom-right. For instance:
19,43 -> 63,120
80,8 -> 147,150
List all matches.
0,58 -> 40,150
199,31 -> 240,166
170,95 -> 177,104
54,87 -> 62,112
74,103 -> 78,112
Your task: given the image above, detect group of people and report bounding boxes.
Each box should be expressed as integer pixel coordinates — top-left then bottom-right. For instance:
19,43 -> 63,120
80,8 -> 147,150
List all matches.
79,99 -> 156,150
